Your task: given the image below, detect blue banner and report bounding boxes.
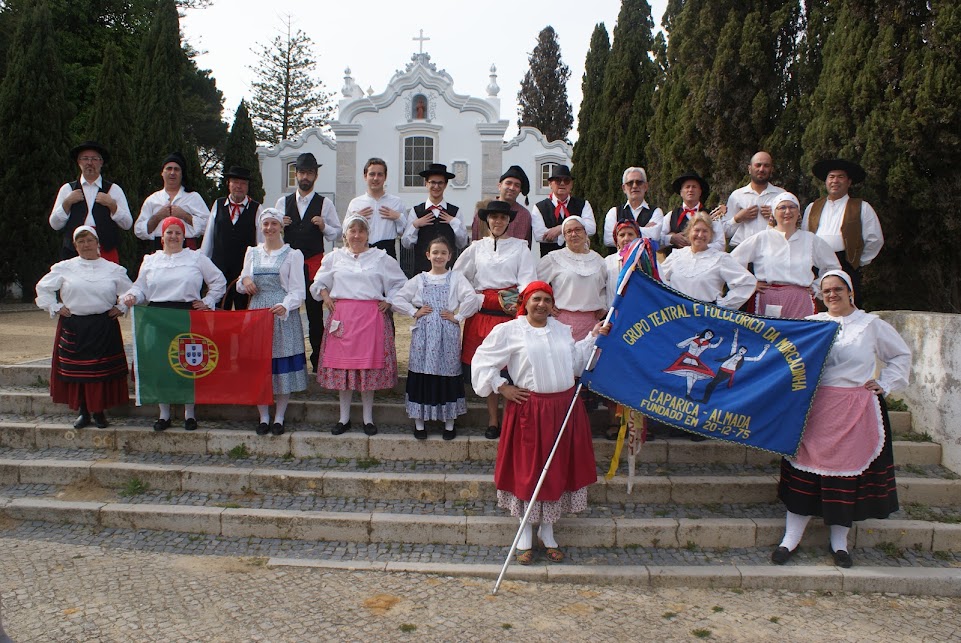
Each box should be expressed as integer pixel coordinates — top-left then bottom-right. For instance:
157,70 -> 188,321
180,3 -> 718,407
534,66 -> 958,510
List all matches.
582,268 -> 838,456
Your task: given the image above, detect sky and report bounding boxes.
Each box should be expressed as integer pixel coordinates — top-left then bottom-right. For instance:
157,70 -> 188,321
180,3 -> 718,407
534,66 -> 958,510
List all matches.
181,0 -> 669,142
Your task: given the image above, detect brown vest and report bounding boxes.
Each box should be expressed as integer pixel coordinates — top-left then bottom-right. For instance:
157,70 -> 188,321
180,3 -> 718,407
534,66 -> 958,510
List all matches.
806,196 -> 864,269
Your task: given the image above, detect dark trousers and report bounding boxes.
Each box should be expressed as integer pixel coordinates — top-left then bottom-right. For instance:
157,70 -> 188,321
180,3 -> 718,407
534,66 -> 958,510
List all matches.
835,252 -> 863,308
303,264 -> 324,373
218,272 -> 249,310
370,238 -> 397,259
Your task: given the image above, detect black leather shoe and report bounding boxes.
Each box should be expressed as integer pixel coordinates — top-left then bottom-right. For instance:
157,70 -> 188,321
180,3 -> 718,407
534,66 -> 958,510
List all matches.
73,414 -> 91,429
184,418 -> 198,431
92,412 -> 108,429
271,422 -> 285,436
832,548 -> 853,568
153,418 -> 171,432
331,421 -> 351,435
771,546 -> 795,565
256,422 -> 270,436
363,423 -> 378,436
484,425 -> 500,440
413,426 -> 428,440
443,426 -> 456,441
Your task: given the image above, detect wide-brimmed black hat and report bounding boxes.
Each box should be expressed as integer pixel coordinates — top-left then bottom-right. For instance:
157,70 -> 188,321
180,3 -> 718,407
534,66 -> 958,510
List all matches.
499,165 -> 530,196
812,159 -> 866,184
419,163 -> 456,180
224,166 -> 252,181
671,172 -> 710,199
477,199 -> 516,223
548,164 -> 573,181
70,141 -> 109,163
295,153 -> 320,171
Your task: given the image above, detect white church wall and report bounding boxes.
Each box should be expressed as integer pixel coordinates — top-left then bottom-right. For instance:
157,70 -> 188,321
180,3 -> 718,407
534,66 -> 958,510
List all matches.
258,129 -> 337,209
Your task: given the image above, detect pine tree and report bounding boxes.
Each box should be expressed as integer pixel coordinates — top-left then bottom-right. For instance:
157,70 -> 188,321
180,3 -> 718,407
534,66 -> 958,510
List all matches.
0,1 -> 72,300
517,26 -> 574,143
249,17 -> 334,145
571,23 -> 610,225
221,100 -> 265,203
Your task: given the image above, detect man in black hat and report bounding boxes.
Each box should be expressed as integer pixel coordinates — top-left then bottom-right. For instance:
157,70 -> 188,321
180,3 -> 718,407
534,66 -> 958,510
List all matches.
274,152 -> 341,373
660,171 -> 725,254
531,164 -> 596,257
402,163 -> 468,274
134,151 -> 209,249
345,157 -> 407,259
50,141 -> 132,263
471,165 -> 533,246
601,166 -> 664,249
802,159 -> 883,306
199,166 -> 262,310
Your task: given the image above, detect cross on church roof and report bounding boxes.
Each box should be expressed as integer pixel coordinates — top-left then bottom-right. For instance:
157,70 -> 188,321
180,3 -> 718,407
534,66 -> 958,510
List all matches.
413,29 -> 430,54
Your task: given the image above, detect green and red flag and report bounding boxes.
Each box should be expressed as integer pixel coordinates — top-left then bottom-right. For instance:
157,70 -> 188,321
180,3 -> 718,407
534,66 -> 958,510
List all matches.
131,306 -> 273,405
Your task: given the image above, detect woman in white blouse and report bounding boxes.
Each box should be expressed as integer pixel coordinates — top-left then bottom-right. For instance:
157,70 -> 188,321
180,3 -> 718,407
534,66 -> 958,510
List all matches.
122,216 -> 227,431
731,193 -> 840,318
35,226 -> 132,429
773,270 -> 911,569
472,281 -> 609,565
237,208 -> 307,436
310,215 -> 408,436
453,200 -> 537,439
660,211 -> 756,309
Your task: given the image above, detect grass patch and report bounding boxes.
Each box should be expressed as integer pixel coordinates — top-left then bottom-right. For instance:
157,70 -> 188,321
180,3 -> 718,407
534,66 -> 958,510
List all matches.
769,616 -> 780,624
896,431 -> 932,443
900,463 -> 926,476
692,629 -> 711,639
902,503 -> 961,524
335,456 -> 350,464
933,551 -> 952,561
885,397 -> 909,412
282,452 -> 294,461
712,606 -> 723,613
227,443 -> 251,460
662,612 -> 677,619
501,624 -> 512,630
118,477 -> 149,497
214,502 -> 242,509
399,624 -> 416,633
356,457 -> 381,469
684,541 -> 698,551
875,541 -> 903,558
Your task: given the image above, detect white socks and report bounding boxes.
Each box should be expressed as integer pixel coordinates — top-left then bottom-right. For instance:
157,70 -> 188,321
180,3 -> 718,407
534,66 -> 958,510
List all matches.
184,404 -> 195,420
537,523 -> 558,548
830,525 -> 850,553
779,511 -> 811,551
338,391 -> 352,424
257,405 -> 270,423
415,419 -> 426,431
361,391 -> 374,425
444,419 -> 455,432
158,404 -> 171,421
274,394 -> 289,424
517,521 -> 533,550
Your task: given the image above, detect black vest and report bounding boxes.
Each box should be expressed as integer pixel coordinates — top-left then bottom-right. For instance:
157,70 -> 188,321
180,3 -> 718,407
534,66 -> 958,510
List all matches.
616,203 -> 654,227
411,202 -> 459,274
534,196 -> 587,256
211,198 -> 260,279
62,179 -> 118,256
283,193 -> 326,259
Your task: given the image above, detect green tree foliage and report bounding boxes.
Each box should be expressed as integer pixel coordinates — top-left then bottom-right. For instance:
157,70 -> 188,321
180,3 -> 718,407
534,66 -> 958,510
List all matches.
221,100 -> 265,203
517,26 -> 574,143
249,17 -> 334,145
182,50 -> 228,191
0,1 -> 72,300
571,23 -> 610,229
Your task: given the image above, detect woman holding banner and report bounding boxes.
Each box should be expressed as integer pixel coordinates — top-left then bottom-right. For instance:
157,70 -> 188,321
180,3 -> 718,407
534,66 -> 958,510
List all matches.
122,216 -> 226,431
772,270 -> 911,568
472,281 -> 608,565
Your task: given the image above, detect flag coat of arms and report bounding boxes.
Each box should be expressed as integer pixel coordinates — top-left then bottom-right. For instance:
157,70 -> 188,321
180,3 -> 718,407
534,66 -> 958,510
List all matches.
131,306 -> 274,405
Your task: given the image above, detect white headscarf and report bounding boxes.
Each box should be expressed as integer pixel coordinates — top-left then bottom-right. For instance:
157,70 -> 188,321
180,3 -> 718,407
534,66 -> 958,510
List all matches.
257,207 -> 284,226
72,225 -> 99,242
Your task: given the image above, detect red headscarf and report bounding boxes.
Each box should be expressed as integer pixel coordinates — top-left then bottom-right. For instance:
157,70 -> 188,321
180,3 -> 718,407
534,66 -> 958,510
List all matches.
613,219 -> 641,241
160,216 -> 185,248
517,280 -> 554,318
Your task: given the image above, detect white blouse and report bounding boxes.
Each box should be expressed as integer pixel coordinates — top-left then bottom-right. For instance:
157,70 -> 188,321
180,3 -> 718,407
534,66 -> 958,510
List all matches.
236,244 -> 306,319
125,249 -> 227,309
730,228 -> 840,289
35,257 -> 132,317
659,247 -> 757,309
537,248 -> 607,312
471,317 -> 597,397
390,270 -> 482,323
807,310 -> 911,395
309,247 -> 408,301
453,237 -> 537,292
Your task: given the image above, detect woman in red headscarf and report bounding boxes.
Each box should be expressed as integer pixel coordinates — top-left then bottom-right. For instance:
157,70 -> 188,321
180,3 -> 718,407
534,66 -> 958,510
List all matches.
471,281 -> 609,565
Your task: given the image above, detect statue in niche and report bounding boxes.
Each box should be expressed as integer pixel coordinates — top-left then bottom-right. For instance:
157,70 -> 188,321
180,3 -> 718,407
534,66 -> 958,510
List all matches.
414,95 -> 427,120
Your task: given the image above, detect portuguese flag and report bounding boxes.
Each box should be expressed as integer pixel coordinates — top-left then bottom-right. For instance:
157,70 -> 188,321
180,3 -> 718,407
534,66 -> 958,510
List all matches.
131,306 -> 274,405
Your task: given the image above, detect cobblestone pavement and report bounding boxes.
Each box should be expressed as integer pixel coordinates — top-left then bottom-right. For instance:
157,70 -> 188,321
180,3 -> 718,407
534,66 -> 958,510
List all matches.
2,527 -> 960,642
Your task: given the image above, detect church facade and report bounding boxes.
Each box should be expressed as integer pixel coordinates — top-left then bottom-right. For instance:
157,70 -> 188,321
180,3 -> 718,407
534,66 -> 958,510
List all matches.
257,51 -> 573,225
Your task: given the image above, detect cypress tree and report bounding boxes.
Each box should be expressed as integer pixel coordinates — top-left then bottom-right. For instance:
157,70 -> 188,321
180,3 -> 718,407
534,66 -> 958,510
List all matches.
571,23 -> 610,227
0,1 -> 72,300
517,26 -> 574,143
221,100 -> 265,203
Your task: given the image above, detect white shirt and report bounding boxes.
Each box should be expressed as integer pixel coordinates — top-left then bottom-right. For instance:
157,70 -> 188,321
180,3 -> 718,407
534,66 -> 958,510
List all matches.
452,236 -> 537,292
390,270 -> 482,323
471,316 -> 597,396
601,201 -> 664,247
236,243 -> 306,319
658,207 -> 726,251
807,309 -> 911,395
199,198 -> 265,258
730,228 -> 840,289
124,249 -> 226,309
35,257 -> 132,317
401,200 -> 469,249
134,188 -> 209,239
309,247 -> 408,301
531,195 -> 596,248
345,192 -> 407,244
659,247 -> 757,309
536,248 -> 607,312
49,176 -> 133,232
273,192 -> 342,246
723,183 -> 785,246
801,195 -> 884,266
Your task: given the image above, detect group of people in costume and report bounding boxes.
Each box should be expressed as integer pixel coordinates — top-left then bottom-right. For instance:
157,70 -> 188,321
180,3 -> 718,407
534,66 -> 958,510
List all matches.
36,142 -> 909,568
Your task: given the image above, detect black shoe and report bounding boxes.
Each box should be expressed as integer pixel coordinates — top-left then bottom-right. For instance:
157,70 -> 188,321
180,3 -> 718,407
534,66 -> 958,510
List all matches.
184,418 -> 198,431
414,426 -> 428,440
256,422 -> 270,436
92,412 -> 108,429
484,425 -> 500,440
331,421 -> 351,435
832,548 -> 853,568
271,422 -> 285,436
363,423 -> 378,436
153,418 -> 171,432
443,426 -> 456,441
771,546 -> 795,565
73,414 -> 91,429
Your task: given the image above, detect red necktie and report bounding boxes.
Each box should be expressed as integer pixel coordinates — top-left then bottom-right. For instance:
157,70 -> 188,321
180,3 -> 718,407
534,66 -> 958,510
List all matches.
681,207 -> 697,224
229,202 -> 242,223
554,201 -> 568,220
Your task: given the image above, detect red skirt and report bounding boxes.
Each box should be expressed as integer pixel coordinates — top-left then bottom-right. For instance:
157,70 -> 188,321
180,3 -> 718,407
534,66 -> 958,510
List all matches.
50,313 -> 129,413
494,387 -> 597,503
461,289 -> 513,364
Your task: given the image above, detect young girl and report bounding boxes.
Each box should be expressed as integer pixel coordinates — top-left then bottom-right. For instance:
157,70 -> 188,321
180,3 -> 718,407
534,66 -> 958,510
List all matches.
391,237 -> 481,439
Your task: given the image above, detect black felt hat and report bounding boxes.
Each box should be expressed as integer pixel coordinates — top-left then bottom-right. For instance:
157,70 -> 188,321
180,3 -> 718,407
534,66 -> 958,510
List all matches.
477,199 -> 516,223
418,163 -> 456,180
499,165 -> 530,196
70,141 -> 109,163
224,166 -> 252,181
295,153 -> 321,171
671,172 -> 710,200
547,164 -> 573,181
812,159 -> 866,184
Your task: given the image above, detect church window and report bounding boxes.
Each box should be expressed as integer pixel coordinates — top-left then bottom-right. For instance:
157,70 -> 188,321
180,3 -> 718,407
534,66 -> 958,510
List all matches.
540,163 -> 559,189
286,162 -> 297,189
404,136 -> 434,187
